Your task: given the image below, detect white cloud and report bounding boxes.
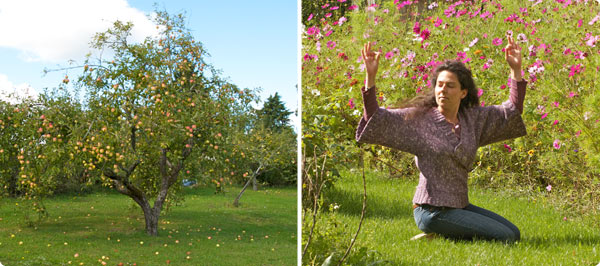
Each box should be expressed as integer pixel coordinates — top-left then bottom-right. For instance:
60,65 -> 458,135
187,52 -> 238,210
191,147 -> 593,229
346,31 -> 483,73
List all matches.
0,0 -> 157,63
0,73 -> 38,104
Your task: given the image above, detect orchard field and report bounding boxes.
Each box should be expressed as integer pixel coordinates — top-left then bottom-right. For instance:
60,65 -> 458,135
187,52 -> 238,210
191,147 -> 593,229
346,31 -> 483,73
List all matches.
302,0 -> 600,265
0,8 -> 297,266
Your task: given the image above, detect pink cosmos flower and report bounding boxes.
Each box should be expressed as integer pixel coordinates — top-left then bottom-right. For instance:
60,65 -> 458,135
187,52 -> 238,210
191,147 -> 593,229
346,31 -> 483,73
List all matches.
590,13 -> 600,25
569,64 -> 583,77
330,6 -> 339,10
384,51 -> 394,60
338,0 -> 347,2
552,101 -> 559,108
504,144 -> 512,152
575,130 -> 581,137
420,28 -> 431,42
348,98 -> 355,109
307,14 -> 314,21
322,3 -> 330,9
348,5 -> 358,10
325,13 -> 332,18
434,18 -> 443,27
338,17 -> 347,25
553,139 -> 561,149
469,38 -> 479,47
480,11 -> 492,19
568,92 -> 577,98
553,120 -> 559,126
546,184 -> 552,192
306,26 -> 319,36
517,33 -> 528,43
413,22 -> 421,34
327,41 -> 336,49
492,38 -> 503,46
477,89 -> 484,97
577,19 -> 583,27
541,113 -> 548,119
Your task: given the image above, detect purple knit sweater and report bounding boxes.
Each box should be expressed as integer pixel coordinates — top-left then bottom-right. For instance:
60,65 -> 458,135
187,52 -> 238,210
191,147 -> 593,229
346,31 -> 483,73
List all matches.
356,79 -> 527,208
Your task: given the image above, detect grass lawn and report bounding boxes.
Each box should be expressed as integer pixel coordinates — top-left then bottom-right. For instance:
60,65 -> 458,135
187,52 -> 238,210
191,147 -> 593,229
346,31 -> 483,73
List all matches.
0,185 -> 297,266
313,169 -> 600,265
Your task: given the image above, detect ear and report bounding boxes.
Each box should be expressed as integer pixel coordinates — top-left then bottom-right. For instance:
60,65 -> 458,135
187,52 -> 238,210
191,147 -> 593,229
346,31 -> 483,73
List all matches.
460,89 -> 468,99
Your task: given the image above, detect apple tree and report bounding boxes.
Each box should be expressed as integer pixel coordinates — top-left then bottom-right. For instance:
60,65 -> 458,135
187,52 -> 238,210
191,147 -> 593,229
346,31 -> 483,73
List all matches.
71,11 -> 256,236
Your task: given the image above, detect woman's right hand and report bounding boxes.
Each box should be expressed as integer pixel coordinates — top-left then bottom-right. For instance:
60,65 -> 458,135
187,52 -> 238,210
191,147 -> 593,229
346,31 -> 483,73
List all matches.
361,42 -> 381,88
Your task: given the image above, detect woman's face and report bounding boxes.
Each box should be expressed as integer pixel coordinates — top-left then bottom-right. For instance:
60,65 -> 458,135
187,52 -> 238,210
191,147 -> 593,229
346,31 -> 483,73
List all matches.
434,70 -> 467,112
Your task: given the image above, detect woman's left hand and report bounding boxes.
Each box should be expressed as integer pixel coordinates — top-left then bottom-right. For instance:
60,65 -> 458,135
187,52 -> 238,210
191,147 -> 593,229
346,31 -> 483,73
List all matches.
504,36 -> 522,80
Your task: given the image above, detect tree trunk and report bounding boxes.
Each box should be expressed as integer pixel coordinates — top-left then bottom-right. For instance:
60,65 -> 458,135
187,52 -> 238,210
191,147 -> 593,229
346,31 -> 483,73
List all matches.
233,176 -> 253,207
233,165 -> 263,207
140,201 -> 159,236
252,175 -> 257,191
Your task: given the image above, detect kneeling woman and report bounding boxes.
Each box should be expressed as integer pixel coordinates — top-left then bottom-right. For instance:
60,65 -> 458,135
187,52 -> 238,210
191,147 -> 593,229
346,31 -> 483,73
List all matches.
356,37 -> 526,242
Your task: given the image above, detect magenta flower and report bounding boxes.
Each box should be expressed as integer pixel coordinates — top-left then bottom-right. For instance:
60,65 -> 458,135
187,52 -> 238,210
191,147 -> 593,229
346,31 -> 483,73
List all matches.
413,22 -> 421,34
552,101 -> 559,108
480,11 -> 492,19
385,51 -> 394,59
477,89 -> 484,97
503,144 -> 512,152
330,6 -> 339,10
569,64 -> 583,77
517,33 -> 528,43
348,98 -> 355,109
420,28 -> 431,42
325,13 -> 332,18
492,38 -> 503,46
348,5 -> 358,10
576,130 -> 581,137
321,3 -> 330,8
307,14 -> 314,21
306,26 -> 320,36
505,13 -> 519,22
553,120 -> 559,126
338,0 -> 347,2
541,113 -> 548,119
568,92 -> 577,98
327,41 -> 336,49
577,19 -> 583,27
553,139 -> 561,149
434,17 -> 443,27
338,17 -> 347,25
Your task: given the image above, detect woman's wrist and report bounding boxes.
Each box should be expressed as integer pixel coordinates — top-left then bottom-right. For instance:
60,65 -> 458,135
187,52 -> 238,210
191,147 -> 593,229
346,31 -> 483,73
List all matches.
510,69 -> 522,81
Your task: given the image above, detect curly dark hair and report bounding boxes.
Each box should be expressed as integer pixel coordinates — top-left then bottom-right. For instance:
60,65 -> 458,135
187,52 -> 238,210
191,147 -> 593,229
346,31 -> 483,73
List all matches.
400,60 -> 480,118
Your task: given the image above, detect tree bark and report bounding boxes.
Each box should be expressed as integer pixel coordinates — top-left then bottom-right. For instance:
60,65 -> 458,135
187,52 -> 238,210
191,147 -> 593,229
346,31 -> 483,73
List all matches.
252,175 -> 257,191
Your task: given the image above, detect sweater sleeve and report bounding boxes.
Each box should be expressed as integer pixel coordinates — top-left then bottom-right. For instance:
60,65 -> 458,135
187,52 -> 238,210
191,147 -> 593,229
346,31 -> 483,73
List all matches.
361,86 -> 379,120
476,79 -> 528,147
509,79 -> 527,114
355,106 -> 424,156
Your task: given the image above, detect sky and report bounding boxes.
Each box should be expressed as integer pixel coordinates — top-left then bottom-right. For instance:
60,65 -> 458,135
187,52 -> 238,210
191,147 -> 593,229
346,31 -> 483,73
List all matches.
0,0 -> 298,126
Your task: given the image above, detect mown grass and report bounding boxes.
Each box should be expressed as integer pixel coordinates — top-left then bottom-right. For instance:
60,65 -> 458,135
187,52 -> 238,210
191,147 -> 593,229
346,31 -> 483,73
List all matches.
0,185 -> 297,266
314,169 -> 600,265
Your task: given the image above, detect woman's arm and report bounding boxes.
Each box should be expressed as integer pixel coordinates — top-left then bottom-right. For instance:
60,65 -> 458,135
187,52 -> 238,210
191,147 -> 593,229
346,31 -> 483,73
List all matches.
505,35 -> 526,114
361,42 -> 381,120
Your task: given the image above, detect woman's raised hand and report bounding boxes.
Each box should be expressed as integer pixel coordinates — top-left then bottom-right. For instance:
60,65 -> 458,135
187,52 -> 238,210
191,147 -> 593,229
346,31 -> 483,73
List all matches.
504,36 -> 522,81
361,42 -> 381,88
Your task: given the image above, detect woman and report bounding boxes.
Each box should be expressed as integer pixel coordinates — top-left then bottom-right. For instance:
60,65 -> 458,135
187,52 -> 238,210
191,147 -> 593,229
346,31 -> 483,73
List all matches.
355,37 -> 527,242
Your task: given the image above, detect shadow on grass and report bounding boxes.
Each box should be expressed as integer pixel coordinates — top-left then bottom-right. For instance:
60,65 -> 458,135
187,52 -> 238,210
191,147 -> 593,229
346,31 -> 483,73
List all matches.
324,187 -> 414,219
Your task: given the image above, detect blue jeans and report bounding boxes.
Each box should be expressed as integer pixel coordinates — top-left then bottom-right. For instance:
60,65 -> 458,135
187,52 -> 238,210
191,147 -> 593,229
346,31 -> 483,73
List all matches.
413,204 -> 520,242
